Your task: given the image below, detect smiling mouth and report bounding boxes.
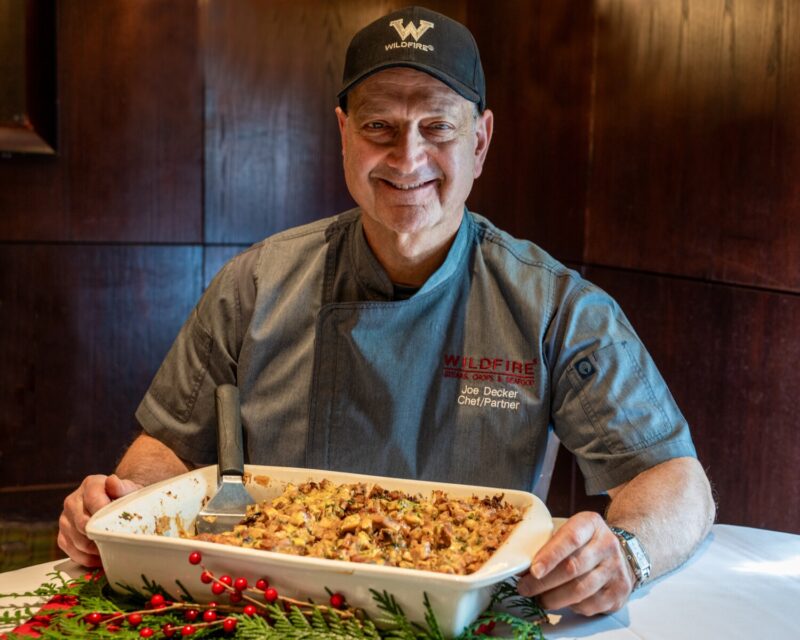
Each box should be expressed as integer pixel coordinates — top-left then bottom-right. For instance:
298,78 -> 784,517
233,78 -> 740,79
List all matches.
380,178 -> 438,191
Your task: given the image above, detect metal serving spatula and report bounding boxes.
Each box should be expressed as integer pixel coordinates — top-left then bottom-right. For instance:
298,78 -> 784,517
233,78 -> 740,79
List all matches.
195,384 -> 256,535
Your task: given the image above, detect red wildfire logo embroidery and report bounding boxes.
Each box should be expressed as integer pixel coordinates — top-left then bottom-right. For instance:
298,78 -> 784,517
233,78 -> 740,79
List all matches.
442,353 -> 537,386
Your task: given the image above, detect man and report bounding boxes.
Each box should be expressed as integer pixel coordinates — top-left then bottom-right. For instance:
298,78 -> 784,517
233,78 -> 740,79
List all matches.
59,6 -> 714,616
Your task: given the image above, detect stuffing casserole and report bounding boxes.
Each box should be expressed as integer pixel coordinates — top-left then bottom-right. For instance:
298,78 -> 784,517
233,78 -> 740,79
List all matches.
194,479 -> 524,574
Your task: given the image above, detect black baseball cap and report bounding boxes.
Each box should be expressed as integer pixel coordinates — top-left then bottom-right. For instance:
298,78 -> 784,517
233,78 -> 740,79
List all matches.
338,6 -> 486,112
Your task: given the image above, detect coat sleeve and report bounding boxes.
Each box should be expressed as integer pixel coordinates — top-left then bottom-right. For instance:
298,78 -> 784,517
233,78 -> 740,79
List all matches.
135,245 -> 259,464
546,278 -> 697,495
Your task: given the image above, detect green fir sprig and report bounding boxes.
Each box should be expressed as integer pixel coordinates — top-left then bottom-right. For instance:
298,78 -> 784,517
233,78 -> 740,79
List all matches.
1,571 -> 549,639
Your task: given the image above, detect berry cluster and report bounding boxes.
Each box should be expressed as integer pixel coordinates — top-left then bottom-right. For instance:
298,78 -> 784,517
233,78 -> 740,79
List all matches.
80,551 -> 349,637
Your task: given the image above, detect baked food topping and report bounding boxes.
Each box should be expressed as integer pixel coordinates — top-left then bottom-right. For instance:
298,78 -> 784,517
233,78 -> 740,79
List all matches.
193,480 -> 523,574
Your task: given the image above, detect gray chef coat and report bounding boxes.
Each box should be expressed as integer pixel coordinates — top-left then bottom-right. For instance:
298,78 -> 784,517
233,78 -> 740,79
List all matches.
136,209 -> 696,495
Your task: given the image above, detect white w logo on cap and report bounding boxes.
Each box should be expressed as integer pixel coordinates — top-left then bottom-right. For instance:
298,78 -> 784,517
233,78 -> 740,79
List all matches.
389,19 -> 434,42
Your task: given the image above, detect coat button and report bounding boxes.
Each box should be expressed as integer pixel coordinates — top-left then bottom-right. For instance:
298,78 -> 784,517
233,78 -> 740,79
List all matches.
576,358 -> 595,379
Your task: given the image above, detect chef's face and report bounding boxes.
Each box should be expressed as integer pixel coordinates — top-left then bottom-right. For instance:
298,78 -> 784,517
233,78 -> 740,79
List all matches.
336,68 -> 493,253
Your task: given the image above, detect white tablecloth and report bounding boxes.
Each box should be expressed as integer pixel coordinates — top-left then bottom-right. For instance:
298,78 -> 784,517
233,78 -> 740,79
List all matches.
545,524 -> 800,639
1,524 -> 798,638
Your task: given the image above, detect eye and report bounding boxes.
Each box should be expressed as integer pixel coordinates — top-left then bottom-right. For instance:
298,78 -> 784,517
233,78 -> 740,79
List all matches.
424,121 -> 456,138
363,121 -> 389,131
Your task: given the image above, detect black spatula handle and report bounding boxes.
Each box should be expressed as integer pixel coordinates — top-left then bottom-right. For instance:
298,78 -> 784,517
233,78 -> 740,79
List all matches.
215,384 -> 244,477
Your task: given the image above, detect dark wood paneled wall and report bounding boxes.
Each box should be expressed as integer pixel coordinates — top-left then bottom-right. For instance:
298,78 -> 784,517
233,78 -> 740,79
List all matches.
1,0 -> 797,557
0,0 -> 203,542
580,0 -> 800,533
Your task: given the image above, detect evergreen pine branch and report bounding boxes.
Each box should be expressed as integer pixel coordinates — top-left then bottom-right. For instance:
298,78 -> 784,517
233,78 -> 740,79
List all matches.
488,577 -> 522,608
174,578 -> 196,603
1,570 -> 548,639
422,592 -> 446,640
486,576 -> 548,623
288,603 -> 314,629
0,606 -> 36,624
369,589 -> 425,638
493,610 -> 545,639
140,573 -> 176,600
231,613 -> 274,638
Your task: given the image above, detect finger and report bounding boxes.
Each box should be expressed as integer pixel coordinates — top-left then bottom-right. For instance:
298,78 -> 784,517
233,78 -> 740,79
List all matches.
81,475 -> 114,516
570,578 -> 631,616
519,534 -> 605,596
534,557 -> 614,610
530,512 -> 604,579
59,507 -> 99,556
57,529 -> 102,568
105,474 -> 142,500
58,512 -> 101,567
61,485 -> 101,553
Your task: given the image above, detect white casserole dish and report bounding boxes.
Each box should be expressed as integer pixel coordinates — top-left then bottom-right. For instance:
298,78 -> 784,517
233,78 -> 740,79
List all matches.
87,465 -> 552,636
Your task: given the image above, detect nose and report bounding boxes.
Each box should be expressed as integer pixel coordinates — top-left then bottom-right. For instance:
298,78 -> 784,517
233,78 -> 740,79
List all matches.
386,125 -> 428,175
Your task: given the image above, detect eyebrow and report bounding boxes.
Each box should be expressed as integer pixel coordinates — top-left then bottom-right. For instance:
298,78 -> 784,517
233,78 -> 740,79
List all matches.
352,94 -> 466,118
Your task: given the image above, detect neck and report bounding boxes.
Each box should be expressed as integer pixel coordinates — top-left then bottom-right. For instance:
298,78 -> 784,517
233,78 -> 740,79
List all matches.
361,218 -> 462,287
379,246 -> 450,287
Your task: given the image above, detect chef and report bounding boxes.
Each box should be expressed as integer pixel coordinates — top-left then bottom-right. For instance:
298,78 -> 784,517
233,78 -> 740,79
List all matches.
59,6 -> 715,616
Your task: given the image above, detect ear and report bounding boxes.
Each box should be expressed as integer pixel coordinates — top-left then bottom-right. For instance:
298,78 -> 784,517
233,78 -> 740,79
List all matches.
473,108 -> 494,179
335,106 -> 348,156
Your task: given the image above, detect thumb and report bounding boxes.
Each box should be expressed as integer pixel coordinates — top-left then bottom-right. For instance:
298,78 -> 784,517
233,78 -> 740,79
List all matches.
105,474 -> 143,500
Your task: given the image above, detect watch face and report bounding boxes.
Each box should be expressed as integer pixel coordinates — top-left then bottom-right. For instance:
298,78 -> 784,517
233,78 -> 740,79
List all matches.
610,526 -> 651,585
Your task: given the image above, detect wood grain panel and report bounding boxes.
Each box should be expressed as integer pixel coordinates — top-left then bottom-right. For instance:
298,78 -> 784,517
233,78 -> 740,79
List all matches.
63,0 -> 202,242
588,0 -> 800,292
584,266 -> 800,534
0,0 -> 202,243
203,0 -> 466,244
0,245 -> 202,490
0,487 -> 71,521
56,2 -> 200,243
547,448 -> 611,518
466,0 -> 594,263
0,156 -> 67,239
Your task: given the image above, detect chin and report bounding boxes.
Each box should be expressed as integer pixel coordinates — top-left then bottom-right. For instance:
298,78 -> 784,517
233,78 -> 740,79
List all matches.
370,203 -> 440,234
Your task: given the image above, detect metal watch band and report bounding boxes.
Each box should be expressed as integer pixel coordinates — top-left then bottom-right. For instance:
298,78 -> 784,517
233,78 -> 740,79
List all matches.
609,525 -> 651,589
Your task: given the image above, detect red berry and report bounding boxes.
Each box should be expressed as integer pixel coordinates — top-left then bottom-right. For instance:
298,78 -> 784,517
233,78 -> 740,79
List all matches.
233,577 -> 248,591
200,571 -> 213,584
255,578 -> 269,590
149,594 -> 166,608
229,591 -> 243,604
477,620 -> 496,635
86,612 -> 103,625
329,592 -> 345,609
127,612 -> 143,627
219,575 -> 233,586
243,604 -> 257,616
107,624 -> 121,632
202,610 -> 218,622
162,623 -> 177,637
222,617 -> 237,632
264,587 -> 278,603
188,551 -> 202,565
181,624 -> 196,636
139,628 -> 155,638
184,609 -> 199,621
211,582 -> 227,595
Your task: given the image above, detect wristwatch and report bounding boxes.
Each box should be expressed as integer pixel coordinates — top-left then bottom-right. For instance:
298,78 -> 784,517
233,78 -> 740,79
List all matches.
609,526 -> 651,590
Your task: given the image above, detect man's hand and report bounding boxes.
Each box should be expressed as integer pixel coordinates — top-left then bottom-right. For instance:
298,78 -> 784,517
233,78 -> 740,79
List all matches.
517,511 -> 635,615
58,432 -> 194,567
58,474 -> 143,567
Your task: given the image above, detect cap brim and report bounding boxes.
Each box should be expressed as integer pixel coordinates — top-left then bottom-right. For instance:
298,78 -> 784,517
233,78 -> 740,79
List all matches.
338,62 -> 482,110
